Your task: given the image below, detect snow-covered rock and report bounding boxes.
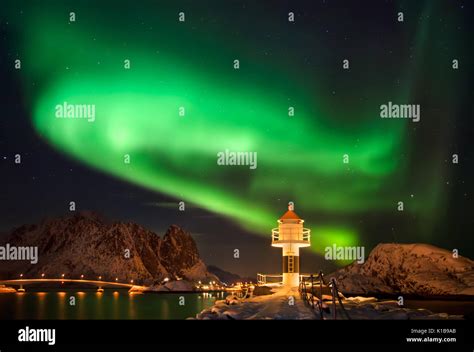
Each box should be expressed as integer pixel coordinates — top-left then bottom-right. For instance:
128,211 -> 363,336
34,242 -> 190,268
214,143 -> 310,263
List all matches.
225,294 -> 240,305
330,243 -> 474,297
340,298 -> 463,320
144,280 -> 197,292
0,285 -> 16,293
345,296 -> 378,304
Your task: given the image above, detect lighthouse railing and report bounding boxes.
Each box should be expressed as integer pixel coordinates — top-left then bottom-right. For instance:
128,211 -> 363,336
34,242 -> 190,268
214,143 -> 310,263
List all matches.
302,228 -> 311,242
271,229 -> 280,242
257,273 -> 282,285
271,228 -> 311,243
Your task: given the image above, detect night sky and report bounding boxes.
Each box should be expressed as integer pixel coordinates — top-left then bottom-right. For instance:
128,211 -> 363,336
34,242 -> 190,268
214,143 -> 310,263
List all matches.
1,0 -> 473,277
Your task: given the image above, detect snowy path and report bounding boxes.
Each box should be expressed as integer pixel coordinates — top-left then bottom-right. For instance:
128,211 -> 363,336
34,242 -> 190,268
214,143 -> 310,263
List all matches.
196,287 -> 316,320
195,286 -> 464,320
245,287 -> 315,320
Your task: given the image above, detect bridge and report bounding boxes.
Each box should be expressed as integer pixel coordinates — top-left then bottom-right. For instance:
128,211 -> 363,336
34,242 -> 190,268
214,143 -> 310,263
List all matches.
0,279 -> 146,292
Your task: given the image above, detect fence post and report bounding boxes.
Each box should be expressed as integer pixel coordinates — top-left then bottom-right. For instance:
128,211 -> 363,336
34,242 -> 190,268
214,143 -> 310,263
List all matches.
334,279 -> 351,320
319,271 -> 323,302
331,278 -> 337,320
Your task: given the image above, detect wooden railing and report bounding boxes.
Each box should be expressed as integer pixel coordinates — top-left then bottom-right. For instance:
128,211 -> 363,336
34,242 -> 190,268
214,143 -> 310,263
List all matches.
299,271 -> 350,320
257,273 -> 316,285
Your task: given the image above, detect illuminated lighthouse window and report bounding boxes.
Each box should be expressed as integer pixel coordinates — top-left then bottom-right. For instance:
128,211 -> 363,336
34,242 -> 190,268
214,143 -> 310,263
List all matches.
288,256 -> 294,273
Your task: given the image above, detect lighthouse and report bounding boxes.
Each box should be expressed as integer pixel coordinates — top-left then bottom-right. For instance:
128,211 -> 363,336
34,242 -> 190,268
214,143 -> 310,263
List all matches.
271,202 -> 311,287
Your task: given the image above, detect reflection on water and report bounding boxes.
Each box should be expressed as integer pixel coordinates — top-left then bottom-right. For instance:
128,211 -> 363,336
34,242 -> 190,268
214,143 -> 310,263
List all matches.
0,289 -> 223,320
57,292 -> 66,319
113,291 -> 119,320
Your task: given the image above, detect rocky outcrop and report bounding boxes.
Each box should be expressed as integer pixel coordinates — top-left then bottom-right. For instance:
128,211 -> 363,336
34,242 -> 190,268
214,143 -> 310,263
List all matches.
207,265 -> 243,285
0,212 -> 217,286
330,243 -> 474,297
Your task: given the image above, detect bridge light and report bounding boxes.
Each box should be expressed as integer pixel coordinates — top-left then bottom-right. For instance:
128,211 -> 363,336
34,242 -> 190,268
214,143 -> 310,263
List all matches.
20,273 -> 23,278
99,276 -> 102,280
41,273 -> 45,278
115,278 -> 118,281
130,279 -> 134,284
80,274 -> 84,279
61,274 -> 65,278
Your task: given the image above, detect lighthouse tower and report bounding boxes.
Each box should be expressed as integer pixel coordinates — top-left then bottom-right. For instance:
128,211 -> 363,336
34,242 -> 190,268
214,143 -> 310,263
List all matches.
271,202 -> 311,287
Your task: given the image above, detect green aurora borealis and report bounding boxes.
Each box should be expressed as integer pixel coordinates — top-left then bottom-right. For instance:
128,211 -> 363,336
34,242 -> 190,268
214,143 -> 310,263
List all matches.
4,0 -> 471,259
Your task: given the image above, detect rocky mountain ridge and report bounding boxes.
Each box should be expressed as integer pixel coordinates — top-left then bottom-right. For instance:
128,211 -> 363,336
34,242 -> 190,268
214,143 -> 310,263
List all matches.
331,243 -> 474,297
0,212 -> 217,286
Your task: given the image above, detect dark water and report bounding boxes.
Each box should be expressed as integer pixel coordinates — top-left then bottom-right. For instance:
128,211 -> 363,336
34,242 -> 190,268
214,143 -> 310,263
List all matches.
0,289 -> 223,319
404,300 -> 474,318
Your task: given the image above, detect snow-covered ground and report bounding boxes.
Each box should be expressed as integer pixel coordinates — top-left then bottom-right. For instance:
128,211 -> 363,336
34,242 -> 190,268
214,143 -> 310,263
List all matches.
0,285 -> 17,293
129,280 -> 197,292
194,286 -> 463,320
195,287 -> 315,320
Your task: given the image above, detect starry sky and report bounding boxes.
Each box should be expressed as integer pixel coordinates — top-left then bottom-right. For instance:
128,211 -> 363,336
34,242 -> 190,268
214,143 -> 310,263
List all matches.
1,0 -> 472,277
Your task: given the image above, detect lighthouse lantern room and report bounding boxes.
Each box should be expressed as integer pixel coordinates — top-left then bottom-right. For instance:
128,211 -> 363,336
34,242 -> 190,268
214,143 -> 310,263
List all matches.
271,202 -> 311,287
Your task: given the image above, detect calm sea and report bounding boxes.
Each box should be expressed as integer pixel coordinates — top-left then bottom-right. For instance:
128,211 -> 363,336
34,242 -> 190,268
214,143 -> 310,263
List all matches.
0,289 -> 223,319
